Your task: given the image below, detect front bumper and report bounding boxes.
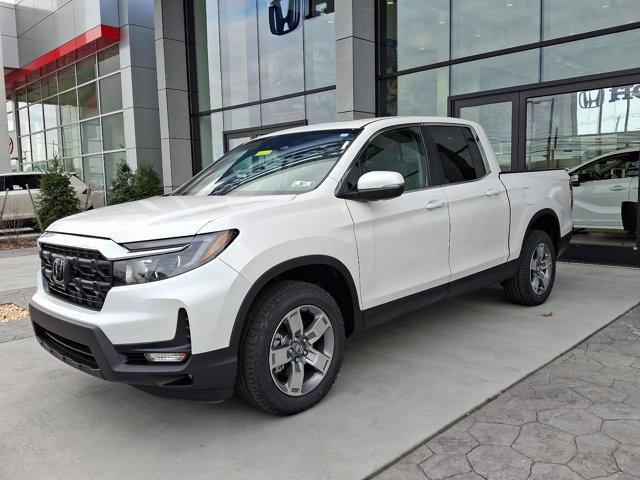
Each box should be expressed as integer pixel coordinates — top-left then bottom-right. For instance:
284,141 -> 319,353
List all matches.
30,303 -> 237,402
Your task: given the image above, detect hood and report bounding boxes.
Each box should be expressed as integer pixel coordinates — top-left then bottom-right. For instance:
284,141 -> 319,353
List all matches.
47,195 -> 295,243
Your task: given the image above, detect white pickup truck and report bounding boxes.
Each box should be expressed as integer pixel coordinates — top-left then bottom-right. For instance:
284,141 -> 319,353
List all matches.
29,117 -> 573,415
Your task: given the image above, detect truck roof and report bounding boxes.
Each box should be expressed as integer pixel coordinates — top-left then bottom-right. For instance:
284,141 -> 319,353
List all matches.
261,116 -> 478,137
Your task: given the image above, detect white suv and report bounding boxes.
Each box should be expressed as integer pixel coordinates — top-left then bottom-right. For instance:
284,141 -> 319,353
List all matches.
30,117 -> 572,415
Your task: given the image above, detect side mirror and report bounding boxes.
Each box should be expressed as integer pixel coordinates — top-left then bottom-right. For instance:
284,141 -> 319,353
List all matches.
570,173 -> 580,187
356,171 -> 405,201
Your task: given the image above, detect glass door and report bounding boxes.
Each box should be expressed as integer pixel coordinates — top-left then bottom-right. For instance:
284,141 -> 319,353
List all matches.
452,93 -> 520,172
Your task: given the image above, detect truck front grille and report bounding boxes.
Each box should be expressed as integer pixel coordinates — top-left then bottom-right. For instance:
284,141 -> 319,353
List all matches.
40,243 -> 112,310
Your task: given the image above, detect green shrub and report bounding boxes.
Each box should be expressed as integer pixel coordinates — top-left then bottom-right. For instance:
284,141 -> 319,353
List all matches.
109,160 -> 136,205
109,160 -> 163,205
36,159 -> 81,230
132,162 -> 164,200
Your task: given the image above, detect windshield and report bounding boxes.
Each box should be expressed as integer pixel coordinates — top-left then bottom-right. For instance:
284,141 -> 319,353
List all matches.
174,129 -> 360,196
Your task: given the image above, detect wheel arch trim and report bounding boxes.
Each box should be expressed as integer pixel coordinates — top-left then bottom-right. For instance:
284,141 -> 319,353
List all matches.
228,255 -> 363,354
523,208 -> 562,253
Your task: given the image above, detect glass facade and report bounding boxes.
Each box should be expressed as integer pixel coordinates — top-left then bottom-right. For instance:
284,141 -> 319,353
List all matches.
188,0 -> 337,170
379,0 -> 640,174
7,45 -> 123,205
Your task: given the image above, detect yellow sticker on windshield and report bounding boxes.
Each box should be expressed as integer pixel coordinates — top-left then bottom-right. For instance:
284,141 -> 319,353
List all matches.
255,150 -> 273,156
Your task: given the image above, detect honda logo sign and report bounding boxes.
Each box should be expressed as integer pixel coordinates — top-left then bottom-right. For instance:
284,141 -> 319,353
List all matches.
578,89 -> 604,109
578,85 -> 640,109
269,0 -> 303,36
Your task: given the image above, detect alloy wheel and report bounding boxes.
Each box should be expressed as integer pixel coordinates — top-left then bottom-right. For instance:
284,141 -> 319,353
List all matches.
269,305 -> 334,397
530,242 -> 553,295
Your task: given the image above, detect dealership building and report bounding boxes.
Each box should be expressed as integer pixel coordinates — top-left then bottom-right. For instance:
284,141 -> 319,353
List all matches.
0,0 -> 639,207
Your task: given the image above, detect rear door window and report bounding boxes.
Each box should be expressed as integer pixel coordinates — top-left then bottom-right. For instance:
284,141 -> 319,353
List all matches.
426,125 -> 487,185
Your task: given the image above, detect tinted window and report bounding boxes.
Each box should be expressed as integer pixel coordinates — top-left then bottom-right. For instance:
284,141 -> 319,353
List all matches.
5,175 -> 40,190
427,125 -> 486,184
345,127 -> 428,192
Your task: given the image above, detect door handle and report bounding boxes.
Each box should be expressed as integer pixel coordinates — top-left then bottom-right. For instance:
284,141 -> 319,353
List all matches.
485,188 -> 500,196
609,185 -> 629,191
426,200 -> 446,210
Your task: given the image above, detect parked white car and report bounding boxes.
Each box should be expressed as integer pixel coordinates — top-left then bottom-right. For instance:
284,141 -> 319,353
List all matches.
30,117 -> 573,415
568,148 -> 639,231
0,172 -> 95,223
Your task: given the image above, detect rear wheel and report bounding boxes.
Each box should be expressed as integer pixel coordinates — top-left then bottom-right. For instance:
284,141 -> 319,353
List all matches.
236,280 -> 345,415
503,230 -> 556,306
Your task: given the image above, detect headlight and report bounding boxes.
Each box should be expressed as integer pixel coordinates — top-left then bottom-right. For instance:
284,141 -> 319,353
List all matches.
113,230 -> 238,286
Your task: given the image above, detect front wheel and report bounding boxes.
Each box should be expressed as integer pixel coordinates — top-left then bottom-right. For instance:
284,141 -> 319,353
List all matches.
236,280 -> 345,415
503,230 -> 556,306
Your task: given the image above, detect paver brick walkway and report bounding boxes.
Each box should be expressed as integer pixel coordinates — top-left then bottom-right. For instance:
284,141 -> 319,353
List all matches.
373,304 -> 640,480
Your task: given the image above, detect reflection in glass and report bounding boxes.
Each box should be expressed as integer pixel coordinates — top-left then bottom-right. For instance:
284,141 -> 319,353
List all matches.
31,132 -> 46,161
59,90 -> 78,125
258,0 -> 304,98
63,157 -> 82,176
18,108 -> 29,135
451,49 -> 540,95
542,29 -> 640,82
62,125 -> 81,157
460,102 -> 512,171
99,74 -> 122,114
81,118 -> 102,154
306,90 -> 336,124
526,85 -> 640,172
227,136 -> 250,150
102,113 -> 125,151
26,81 -> 42,103
29,103 -> 44,132
82,154 -> 105,197
98,46 -> 120,76
76,56 -> 97,85
42,74 -> 57,98
543,0 -> 640,39
43,97 -> 59,130
452,0 -> 540,58
219,0 -> 260,106
261,96 -> 305,125
191,0 -> 220,112
223,105 -> 261,131
16,88 -> 27,108
45,129 -> 61,158
380,0 -> 449,73
20,136 -> 31,162
58,65 -> 76,91
7,111 -> 14,132
78,82 -> 99,120
380,67 -> 449,116
198,113 -> 224,169
304,13 -> 336,89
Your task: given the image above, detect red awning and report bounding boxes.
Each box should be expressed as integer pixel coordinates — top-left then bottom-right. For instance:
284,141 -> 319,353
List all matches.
5,24 -> 121,91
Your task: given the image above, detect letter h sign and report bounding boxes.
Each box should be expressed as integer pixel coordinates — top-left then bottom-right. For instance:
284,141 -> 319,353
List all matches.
269,0 -> 304,35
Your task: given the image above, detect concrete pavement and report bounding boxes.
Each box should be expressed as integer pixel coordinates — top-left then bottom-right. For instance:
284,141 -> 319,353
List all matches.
1,262 -> 639,479
374,305 -> 640,480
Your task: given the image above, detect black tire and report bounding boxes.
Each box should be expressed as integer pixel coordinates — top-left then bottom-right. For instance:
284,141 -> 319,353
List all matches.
503,230 -> 556,306
236,280 -> 346,415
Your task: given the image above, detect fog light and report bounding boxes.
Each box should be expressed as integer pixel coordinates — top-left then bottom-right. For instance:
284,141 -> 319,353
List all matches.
144,352 -> 188,363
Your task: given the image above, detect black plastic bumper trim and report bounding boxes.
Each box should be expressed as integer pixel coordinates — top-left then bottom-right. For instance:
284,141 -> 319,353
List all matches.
29,303 -> 237,402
